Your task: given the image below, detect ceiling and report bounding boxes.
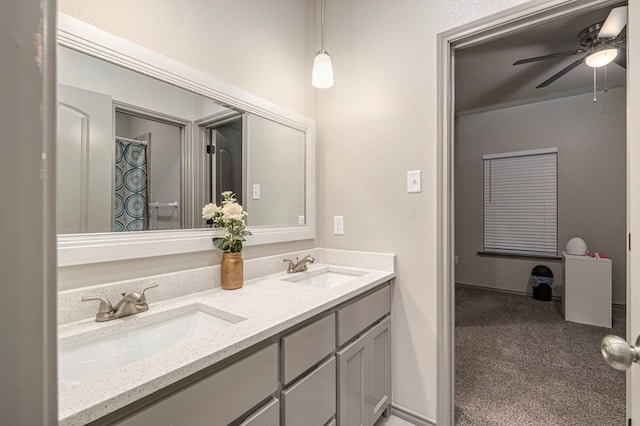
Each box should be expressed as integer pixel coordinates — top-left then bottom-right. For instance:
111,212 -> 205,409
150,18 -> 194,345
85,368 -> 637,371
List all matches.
455,2 -> 627,115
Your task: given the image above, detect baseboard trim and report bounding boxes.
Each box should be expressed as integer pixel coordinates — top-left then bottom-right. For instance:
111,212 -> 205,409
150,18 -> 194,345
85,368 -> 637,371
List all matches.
391,404 -> 436,426
456,282 -> 627,307
456,282 -> 548,298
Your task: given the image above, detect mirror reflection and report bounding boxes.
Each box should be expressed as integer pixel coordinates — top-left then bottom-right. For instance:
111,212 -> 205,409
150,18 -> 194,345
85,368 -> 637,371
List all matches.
57,46 -> 306,234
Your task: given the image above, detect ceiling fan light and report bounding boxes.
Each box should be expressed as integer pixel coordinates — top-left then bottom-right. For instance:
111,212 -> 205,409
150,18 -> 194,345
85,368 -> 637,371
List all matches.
312,51 -> 334,88
585,48 -> 618,68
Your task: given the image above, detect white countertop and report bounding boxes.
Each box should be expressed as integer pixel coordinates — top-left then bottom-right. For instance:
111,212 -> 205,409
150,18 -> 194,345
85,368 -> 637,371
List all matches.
58,263 -> 394,425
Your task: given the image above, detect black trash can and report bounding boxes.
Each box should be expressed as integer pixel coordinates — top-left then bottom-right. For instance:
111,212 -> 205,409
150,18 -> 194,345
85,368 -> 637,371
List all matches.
530,265 -> 554,301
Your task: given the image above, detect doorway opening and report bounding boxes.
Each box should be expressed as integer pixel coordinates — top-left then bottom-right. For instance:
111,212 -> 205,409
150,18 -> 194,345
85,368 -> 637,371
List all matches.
207,117 -> 244,206
436,1 -> 629,424
115,109 -> 185,231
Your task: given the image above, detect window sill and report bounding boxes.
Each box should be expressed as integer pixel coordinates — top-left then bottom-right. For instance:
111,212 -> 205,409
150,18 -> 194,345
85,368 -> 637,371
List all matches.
477,251 -> 562,262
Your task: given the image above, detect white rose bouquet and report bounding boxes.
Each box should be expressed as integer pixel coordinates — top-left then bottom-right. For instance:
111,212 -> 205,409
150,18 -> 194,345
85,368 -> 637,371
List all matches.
202,191 -> 252,253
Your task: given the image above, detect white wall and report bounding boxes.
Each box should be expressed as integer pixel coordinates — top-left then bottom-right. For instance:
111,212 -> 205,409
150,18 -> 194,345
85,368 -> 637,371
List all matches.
58,0 -> 317,119
626,3 -> 640,421
315,0 -> 536,420
455,88 -> 627,304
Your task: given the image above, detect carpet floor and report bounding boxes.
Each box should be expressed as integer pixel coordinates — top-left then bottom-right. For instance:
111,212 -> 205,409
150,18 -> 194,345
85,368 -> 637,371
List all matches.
455,285 -> 626,426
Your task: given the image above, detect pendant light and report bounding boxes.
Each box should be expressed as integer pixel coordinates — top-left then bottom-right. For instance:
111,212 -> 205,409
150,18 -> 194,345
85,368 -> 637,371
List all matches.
312,0 -> 334,88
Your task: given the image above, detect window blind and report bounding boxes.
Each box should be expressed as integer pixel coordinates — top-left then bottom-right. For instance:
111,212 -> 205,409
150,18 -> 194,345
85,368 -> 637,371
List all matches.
483,149 -> 557,256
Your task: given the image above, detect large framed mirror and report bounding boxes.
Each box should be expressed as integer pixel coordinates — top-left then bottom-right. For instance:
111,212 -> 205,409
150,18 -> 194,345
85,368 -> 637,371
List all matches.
57,13 -> 315,266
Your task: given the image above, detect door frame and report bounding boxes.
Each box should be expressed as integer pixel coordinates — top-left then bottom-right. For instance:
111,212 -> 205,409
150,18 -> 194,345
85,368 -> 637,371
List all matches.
436,0 -> 629,425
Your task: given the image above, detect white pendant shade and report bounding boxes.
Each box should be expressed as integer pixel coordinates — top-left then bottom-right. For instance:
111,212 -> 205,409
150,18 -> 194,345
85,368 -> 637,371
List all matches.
585,48 -> 618,68
312,51 -> 334,88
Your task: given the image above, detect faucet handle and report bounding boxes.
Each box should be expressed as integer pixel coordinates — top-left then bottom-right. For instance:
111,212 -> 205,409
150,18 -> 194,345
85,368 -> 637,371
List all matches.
139,284 -> 159,303
283,259 -> 296,273
82,296 -> 113,314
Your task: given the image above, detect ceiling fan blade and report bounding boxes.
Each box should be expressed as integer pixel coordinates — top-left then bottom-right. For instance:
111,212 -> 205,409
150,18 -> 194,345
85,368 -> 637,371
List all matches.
615,46 -> 627,69
513,49 -> 584,65
614,26 -> 626,44
598,6 -> 628,39
536,56 -> 585,89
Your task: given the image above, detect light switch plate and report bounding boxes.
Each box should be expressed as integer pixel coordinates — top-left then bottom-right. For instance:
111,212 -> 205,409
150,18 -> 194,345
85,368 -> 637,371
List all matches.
298,215 -> 305,225
333,216 -> 344,235
407,170 -> 422,193
252,184 -> 261,200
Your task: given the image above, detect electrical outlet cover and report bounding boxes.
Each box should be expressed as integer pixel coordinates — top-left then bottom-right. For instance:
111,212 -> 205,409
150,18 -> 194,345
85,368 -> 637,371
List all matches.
333,216 -> 344,235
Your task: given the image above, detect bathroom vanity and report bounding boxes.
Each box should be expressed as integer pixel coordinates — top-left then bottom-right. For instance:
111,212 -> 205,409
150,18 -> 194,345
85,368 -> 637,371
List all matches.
58,251 -> 395,425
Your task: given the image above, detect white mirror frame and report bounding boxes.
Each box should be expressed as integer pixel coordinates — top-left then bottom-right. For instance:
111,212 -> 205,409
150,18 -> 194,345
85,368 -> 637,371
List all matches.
56,13 -> 316,267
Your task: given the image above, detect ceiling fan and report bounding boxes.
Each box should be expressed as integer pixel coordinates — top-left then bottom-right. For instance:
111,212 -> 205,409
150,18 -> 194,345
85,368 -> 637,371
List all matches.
513,5 -> 627,89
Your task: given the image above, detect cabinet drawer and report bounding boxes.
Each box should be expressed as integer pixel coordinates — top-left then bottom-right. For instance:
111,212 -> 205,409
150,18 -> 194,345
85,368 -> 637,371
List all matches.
282,357 -> 336,426
282,313 -> 335,385
337,284 -> 390,346
239,398 -> 279,426
116,344 -> 278,426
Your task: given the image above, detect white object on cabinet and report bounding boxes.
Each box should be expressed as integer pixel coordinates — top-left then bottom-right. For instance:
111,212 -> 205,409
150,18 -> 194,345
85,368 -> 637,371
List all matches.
562,252 -> 612,328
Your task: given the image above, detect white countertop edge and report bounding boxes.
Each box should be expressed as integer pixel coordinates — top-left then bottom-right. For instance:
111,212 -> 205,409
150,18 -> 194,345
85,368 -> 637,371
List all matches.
58,265 -> 395,425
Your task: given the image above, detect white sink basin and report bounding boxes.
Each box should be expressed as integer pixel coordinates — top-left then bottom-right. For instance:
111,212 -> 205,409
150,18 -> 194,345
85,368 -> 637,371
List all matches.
282,267 -> 366,289
58,304 -> 245,385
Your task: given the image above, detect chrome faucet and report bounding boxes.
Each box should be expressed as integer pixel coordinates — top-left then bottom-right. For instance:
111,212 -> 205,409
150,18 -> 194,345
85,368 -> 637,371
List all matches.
283,255 -> 316,273
82,285 -> 158,322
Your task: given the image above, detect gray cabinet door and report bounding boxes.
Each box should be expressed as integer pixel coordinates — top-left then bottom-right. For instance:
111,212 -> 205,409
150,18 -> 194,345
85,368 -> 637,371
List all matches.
337,316 -> 391,426
368,317 -> 391,424
337,333 -> 368,426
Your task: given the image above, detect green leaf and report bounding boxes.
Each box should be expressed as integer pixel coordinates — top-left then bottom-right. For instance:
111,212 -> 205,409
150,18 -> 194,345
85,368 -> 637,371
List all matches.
212,238 -> 226,250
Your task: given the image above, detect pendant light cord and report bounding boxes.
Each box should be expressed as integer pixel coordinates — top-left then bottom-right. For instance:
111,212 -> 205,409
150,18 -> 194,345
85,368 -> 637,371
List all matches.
320,0 -> 326,52
593,67 -> 597,103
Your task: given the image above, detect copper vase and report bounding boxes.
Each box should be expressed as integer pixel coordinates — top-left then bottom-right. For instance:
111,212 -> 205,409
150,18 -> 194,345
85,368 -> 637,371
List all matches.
221,252 -> 243,290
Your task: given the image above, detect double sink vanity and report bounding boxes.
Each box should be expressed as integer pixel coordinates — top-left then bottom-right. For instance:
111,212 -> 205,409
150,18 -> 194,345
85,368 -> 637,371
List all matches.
58,250 -> 395,425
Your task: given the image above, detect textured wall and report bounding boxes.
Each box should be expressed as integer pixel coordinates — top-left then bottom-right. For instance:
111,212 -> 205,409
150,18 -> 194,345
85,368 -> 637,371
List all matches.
315,0 -> 533,419
456,88 -> 627,304
58,0 -> 317,119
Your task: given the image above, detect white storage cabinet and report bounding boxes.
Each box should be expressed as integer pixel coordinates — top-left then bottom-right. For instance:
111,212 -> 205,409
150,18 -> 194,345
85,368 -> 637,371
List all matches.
562,252 -> 612,328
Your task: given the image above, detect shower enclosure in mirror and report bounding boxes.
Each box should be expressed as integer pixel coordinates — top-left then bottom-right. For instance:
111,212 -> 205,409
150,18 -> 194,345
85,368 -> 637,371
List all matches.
57,13 -> 315,266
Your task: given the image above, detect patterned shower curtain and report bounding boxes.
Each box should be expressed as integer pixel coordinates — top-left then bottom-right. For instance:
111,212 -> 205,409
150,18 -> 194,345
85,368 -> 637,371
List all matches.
114,138 -> 148,232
